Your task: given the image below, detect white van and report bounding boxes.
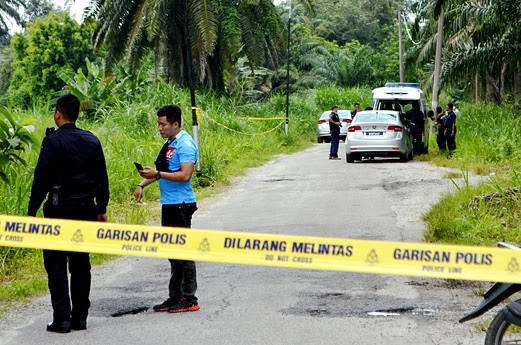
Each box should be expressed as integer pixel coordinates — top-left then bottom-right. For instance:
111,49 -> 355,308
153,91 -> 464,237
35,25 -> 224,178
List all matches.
372,83 -> 431,153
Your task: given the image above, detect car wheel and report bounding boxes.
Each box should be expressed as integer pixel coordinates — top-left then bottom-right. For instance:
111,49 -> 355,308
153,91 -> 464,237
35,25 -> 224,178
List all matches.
400,153 -> 407,162
317,137 -> 323,143
346,153 -> 354,163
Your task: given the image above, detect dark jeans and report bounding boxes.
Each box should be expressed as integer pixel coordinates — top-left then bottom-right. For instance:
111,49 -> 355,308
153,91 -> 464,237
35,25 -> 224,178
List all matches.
42,200 -> 98,322
329,133 -> 340,158
436,134 -> 446,150
161,203 -> 198,303
446,134 -> 456,152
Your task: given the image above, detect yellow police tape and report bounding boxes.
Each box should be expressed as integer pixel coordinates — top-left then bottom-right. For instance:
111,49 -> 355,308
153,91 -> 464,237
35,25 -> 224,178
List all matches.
239,117 -> 287,121
1,214 -> 520,283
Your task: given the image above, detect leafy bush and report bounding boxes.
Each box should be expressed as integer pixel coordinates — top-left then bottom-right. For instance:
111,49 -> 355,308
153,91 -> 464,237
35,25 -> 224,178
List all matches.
0,108 -> 39,184
8,12 -> 96,106
57,59 -> 153,116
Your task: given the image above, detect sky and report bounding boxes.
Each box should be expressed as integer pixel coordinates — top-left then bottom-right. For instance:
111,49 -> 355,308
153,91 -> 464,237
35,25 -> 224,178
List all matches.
54,0 -> 90,22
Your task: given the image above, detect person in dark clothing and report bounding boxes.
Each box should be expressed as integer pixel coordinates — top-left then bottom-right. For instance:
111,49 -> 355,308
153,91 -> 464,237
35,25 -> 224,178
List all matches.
329,105 -> 341,160
394,103 -> 403,115
28,94 -> 110,333
404,101 -> 425,154
444,103 -> 457,155
435,106 -> 447,151
351,102 -> 360,119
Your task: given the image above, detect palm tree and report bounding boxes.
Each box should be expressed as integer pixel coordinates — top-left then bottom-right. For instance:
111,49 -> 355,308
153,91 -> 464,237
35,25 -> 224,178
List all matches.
440,0 -> 521,101
89,0 -> 216,85
88,0 -> 284,92
408,0 -> 521,103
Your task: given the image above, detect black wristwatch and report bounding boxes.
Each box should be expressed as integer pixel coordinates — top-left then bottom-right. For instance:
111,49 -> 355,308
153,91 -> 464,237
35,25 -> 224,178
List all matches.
155,171 -> 161,180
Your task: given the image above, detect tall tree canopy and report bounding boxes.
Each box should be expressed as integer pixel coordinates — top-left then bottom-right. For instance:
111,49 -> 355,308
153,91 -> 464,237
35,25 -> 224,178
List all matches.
8,12 -> 96,106
89,0 -> 284,92
407,0 -> 521,102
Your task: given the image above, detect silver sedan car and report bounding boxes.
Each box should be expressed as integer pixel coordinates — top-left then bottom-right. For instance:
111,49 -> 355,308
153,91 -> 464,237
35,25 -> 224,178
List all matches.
345,110 -> 413,163
317,110 -> 352,143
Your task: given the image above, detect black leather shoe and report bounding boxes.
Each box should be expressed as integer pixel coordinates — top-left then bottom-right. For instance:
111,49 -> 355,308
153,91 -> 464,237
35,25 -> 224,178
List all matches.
71,320 -> 87,330
46,321 -> 71,333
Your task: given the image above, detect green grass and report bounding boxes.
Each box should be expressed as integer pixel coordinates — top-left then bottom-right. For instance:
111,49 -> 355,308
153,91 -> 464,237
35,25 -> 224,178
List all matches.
421,101 -> 521,246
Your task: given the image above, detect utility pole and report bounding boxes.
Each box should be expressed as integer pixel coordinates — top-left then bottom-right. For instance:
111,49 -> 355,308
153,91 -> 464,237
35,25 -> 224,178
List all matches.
432,6 -> 444,111
284,0 -> 292,136
184,0 -> 201,175
398,9 -> 404,83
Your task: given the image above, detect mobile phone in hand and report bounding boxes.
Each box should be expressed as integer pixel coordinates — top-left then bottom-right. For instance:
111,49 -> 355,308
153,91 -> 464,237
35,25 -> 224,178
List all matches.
134,162 -> 144,171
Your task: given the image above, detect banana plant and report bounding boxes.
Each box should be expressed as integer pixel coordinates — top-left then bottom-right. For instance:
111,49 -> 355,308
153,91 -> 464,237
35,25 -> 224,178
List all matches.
56,58 -> 117,116
0,108 -> 39,184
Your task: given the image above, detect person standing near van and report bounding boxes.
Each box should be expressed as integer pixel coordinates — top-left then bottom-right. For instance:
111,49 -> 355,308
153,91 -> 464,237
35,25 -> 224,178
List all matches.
444,103 -> 457,155
435,106 -> 447,151
329,105 -> 341,160
404,101 -> 425,154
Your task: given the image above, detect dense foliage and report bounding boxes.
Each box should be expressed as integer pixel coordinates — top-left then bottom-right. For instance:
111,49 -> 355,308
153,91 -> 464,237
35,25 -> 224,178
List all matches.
7,13 -> 96,106
0,107 -> 38,184
407,0 -> 521,103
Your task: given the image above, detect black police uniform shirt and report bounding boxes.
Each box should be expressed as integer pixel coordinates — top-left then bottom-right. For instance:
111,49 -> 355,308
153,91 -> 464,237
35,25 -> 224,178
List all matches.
405,109 -> 424,134
329,112 -> 341,135
28,123 -> 109,216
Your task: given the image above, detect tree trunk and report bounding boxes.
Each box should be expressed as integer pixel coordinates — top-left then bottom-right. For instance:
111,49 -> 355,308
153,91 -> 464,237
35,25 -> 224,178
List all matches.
515,62 -> 521,109
398,9 -> 403,83
486,74 -> 500,103
473,73 -> 480,103
154,38 -> 160,84
208,43 -> 224,93
431,6 -> 444,110
500,64 -> 507,102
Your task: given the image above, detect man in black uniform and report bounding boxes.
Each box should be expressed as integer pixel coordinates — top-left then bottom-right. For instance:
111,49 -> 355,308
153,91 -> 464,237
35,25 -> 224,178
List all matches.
28,94 -> 110,333
404,101 -> 425,154
329,105 -> 341,160
435,106 -> 447,151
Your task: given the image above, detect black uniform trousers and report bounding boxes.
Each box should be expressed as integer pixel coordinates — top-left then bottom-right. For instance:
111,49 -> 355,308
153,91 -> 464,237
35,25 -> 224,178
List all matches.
161,203 -> 198,303
43,199 -> 98,323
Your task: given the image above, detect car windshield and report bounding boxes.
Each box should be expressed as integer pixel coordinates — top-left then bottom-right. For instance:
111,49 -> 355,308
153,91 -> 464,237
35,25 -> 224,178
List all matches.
355,112 -> 397,124
321,111 -> 351,119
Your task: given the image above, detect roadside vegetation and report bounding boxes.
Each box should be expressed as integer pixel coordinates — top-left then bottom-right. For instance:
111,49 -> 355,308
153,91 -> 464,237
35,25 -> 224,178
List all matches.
423,101 -> 521,247
1,0 -> 520,318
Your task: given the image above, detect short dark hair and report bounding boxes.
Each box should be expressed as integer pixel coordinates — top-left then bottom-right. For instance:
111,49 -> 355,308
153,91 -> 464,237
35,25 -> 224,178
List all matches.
447,103 -> 454,111
331,105 -> 338,110
436,106 -> 443,113
354,102 -> 360,106
157,104 -> 182,126
56,94 -> 80,121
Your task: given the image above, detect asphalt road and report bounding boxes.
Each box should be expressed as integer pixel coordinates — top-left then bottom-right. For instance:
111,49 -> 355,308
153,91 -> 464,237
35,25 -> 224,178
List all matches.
0,143 -> 489,345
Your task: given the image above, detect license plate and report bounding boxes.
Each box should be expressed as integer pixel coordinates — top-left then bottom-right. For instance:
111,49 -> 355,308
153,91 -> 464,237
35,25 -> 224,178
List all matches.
366,132 -> 383,136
